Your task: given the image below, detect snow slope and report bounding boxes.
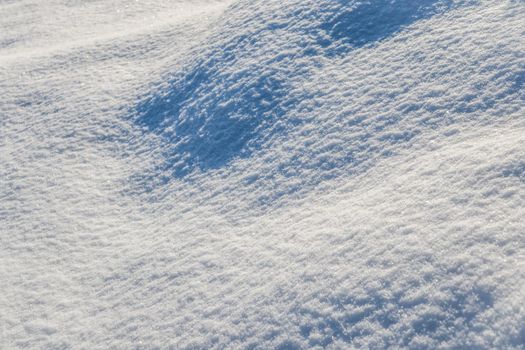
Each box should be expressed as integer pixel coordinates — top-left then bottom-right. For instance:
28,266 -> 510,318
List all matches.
1,0 -> 524,349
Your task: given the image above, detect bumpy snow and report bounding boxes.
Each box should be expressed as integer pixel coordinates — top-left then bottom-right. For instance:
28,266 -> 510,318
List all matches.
1,0 -> 524,349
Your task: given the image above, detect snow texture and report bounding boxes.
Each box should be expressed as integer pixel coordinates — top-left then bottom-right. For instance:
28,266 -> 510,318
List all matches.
1,0 -> 525,349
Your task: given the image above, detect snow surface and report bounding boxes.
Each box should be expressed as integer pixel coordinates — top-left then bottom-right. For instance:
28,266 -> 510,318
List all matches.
1,0 -> 525,349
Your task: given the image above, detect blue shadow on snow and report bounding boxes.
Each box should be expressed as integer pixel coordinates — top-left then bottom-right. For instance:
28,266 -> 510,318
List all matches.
134,0 -> 457,180
321,0 -> 455,55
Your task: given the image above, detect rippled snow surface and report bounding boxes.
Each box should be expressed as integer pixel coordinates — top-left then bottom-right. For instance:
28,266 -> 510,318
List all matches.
1,0 -> 525,348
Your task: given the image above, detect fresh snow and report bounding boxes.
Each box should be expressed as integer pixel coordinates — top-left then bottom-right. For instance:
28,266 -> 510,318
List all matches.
1,0 -> 524,349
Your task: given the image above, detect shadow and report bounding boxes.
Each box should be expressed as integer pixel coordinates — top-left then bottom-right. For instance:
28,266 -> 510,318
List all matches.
132,0 -> 459,182
135,41 -> 289,178
502,162 -> 525,182
295,281 -> 493,348
321,0 -> 455,55
508,70 -> 525,102
276,340 -> 302,350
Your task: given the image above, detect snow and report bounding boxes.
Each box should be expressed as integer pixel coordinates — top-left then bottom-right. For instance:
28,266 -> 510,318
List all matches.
1,0 -> 524,349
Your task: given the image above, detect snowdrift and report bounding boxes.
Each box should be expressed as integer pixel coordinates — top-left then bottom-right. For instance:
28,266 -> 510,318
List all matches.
1,0 -> 524,349
136,0 -> 467,177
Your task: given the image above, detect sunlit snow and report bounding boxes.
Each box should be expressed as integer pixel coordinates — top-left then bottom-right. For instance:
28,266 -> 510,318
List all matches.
1,0 -> 524,349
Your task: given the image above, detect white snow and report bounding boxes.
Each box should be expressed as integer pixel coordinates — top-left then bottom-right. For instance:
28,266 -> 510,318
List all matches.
1,0 -> 524,349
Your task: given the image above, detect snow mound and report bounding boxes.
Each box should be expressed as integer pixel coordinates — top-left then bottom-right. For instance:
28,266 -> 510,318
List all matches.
135,0 -> 522,205
1,0 -> 525,349
135,0 -> 468,178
